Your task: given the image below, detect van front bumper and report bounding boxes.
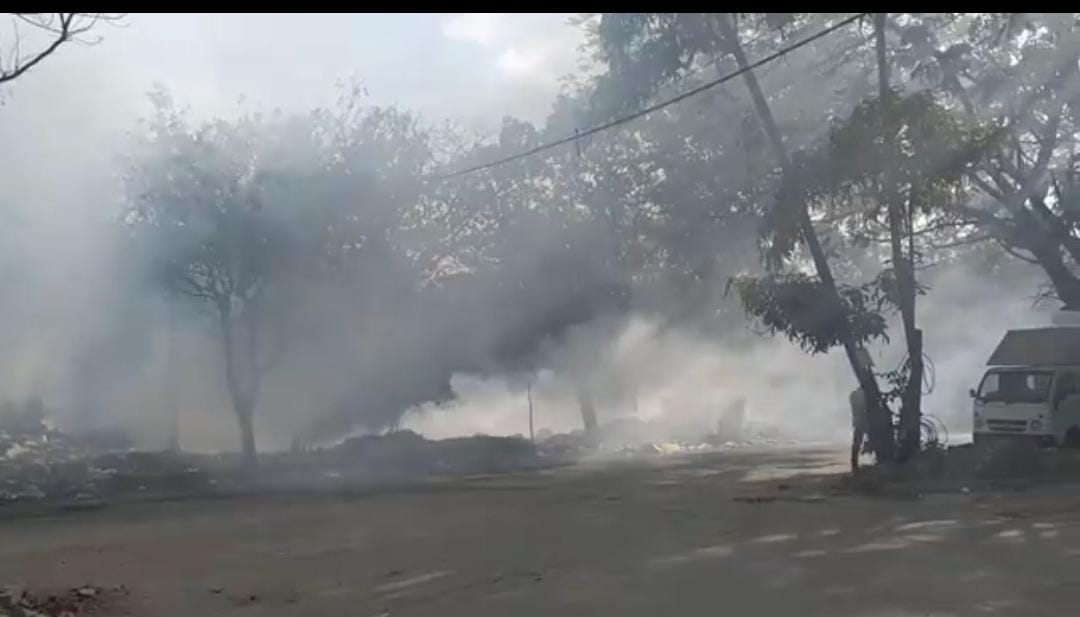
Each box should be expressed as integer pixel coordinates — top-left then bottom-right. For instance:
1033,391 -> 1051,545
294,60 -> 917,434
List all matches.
973,431 -> 1054,448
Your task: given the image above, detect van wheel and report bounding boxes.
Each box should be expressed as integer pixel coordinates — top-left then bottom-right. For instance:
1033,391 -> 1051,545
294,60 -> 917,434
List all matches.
1065,427 -> 1080,449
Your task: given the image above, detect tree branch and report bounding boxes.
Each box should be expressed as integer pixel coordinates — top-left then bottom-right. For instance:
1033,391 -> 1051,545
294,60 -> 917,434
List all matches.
0,13 -> 70,84
998,240 -> 1040,264
0,13 -> 123,84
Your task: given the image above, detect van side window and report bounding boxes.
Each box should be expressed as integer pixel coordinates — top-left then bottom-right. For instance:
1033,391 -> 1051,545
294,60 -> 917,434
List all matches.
978,373 -> 1000,400
1056,373 -> 1080,407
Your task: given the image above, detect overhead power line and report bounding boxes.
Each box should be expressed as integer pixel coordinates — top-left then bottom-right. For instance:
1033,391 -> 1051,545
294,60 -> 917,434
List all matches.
435,12 -> 868,181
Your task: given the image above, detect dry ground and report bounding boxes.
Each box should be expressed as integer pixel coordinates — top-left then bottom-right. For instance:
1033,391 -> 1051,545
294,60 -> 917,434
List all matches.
3,446 -> 1080,616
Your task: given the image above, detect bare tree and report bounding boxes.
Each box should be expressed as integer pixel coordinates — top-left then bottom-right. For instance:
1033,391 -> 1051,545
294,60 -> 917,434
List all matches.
0,13 -> 123,86
126,93 -> 294,468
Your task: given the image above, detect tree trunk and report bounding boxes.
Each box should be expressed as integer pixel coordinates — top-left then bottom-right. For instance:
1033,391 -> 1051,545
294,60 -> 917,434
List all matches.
1029,235 -> 1080,309
219,300 -> 260,469
719,13 -> 895,462
164,308 -> 181,452
901,331 -> 923,456
876,13 -> 922,461
236,404 -> 257,469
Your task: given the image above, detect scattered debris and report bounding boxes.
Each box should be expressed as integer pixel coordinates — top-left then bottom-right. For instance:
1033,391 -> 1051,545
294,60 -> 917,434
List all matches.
0,585 -> 119,617
3,426 -> 553,507
1,442 -> 217,507
1,402 -> 211,506
533,417 -> 799,462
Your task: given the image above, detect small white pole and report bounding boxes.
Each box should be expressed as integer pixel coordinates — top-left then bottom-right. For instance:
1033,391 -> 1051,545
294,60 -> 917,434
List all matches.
527,380 -> 535,443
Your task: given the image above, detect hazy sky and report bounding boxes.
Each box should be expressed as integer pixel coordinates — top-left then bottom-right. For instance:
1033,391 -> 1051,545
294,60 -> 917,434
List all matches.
2,13 -> 585,131
0,13 -> 590,258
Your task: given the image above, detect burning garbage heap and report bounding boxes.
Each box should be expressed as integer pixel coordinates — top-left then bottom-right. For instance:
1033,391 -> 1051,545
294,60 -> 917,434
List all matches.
1,393 -> 801,507
1,398 -> 210,507
1,399 -> 107,503
262,430 -> 548,489
2,397 -> 550,505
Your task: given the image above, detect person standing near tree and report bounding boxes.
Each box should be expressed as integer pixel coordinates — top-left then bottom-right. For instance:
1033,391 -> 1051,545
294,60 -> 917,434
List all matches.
850,385 -> 868,473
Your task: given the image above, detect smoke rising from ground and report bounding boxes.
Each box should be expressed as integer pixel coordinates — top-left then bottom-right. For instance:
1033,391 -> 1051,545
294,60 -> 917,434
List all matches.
402,256 -> 1052,447
0,14 -> 1066,458
0,84 -> 1056,454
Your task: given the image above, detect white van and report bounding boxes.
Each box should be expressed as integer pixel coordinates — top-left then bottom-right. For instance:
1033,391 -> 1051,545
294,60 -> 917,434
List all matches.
972,326 -> 1080,447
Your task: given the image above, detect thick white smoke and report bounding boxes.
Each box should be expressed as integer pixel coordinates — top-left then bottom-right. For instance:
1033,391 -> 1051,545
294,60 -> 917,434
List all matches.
401,257 -> 1053,447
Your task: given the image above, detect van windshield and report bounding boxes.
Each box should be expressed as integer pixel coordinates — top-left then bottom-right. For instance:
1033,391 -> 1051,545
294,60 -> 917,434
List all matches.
978,370 -> 1053,403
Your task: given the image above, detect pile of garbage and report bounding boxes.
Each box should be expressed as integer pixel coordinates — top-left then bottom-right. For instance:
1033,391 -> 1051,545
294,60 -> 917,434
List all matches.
533,413 -> 800,461
325,430 -> 544,478
3,407 -> 550,505
2,397 -> 804,508
1,404 -> 105,504
1,406 -> 97,464
2,448 -> 214,507
1,401 -> 215,506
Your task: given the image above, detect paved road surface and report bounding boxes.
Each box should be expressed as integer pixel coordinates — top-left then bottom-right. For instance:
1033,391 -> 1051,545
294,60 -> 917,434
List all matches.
3,446 -> 1080,616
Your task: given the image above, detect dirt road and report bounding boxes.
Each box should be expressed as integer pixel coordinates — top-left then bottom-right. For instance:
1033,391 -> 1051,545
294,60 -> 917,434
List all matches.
3,446 -> 1080,616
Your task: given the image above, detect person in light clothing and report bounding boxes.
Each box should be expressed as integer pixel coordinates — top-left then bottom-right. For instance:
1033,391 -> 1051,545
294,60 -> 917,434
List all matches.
850,386 -> 868,472
849,349 -> 875,473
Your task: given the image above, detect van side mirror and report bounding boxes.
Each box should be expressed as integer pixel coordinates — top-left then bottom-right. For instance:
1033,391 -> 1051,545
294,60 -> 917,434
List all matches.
969,388 -> 978,400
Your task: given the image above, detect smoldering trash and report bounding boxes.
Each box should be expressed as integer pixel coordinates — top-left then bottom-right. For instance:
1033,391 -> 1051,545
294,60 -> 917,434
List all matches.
3,394 -> 797,510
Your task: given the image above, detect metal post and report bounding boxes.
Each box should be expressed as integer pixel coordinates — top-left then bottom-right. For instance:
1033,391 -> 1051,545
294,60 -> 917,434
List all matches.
527,380 -> 534,443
